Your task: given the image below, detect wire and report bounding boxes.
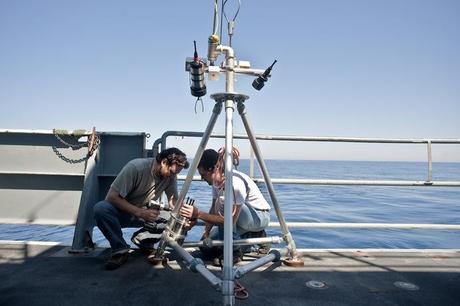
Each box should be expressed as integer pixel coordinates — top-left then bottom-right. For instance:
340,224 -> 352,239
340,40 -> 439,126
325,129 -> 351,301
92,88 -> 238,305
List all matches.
194,97 -> 204,114
234,0 -> 241,21
219,0 -> 227,43
212,0 -> 219,35
223,0 -> 241,23
219,0 -> 241,46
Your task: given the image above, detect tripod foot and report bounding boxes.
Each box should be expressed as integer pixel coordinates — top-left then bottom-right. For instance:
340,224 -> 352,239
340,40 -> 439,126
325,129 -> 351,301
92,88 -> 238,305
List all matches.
283,256 -> 305,267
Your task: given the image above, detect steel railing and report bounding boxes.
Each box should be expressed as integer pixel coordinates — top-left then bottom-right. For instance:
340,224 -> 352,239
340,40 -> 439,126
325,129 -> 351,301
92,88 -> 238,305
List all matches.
154,130 -> 460,187
154,130 -> 460,232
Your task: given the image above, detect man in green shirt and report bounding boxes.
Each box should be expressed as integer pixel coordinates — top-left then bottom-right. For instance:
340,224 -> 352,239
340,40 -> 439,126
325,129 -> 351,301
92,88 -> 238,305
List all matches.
94,147 -> 189,270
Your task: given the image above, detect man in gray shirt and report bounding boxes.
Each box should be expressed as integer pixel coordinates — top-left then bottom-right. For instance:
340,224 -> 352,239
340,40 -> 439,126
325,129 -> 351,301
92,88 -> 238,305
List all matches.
94,147 -> 189,270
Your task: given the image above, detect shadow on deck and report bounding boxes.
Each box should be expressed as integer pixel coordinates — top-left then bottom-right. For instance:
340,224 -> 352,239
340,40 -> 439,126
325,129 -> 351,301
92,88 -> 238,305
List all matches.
0,242 -> 459,306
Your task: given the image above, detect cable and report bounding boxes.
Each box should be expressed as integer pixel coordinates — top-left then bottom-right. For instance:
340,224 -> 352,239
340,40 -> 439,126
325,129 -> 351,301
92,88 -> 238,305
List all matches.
212,0 -> 219,35
223,0 -> 241,23
194,97 -> 205,114
219,0 -> 227,43
220,0 -> 241,47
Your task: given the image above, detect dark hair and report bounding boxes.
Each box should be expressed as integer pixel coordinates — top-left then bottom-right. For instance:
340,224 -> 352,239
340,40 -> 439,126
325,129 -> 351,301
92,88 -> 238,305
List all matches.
156,147 -> 189,169
198,147 -> 239,173
198,149 -> 219,171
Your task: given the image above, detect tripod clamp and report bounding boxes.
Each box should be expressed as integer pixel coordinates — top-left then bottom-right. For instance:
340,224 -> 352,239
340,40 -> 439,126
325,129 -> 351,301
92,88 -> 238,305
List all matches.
210,92 -> 249,104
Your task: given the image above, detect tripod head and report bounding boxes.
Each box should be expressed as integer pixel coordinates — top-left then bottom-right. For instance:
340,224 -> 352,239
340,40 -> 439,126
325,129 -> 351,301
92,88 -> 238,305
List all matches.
185,2 -> 277,101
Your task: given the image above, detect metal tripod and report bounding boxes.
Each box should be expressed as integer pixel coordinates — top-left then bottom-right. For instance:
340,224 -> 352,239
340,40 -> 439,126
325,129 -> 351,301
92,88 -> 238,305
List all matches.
152,45 -> 303,306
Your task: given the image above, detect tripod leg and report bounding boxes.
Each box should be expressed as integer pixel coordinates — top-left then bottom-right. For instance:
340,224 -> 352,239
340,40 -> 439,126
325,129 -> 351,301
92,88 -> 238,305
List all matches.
152,102 -> 223,261
172,102 -> 223,215
237,102 -> 304,266
222,99 -> 236,305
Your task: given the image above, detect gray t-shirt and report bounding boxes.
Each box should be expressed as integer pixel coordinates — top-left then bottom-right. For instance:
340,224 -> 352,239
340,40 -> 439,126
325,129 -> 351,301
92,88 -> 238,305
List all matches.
111,158 -> 177,207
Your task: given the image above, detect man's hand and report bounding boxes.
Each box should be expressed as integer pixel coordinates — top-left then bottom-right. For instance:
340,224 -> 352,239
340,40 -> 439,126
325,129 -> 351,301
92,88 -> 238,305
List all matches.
184,219 -> 197,231
135,208 -> 160,222
180,205 -> 198,219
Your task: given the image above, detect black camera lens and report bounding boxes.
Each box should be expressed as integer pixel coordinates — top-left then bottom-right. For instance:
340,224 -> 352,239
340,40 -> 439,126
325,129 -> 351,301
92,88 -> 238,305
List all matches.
252,76 -> 267,90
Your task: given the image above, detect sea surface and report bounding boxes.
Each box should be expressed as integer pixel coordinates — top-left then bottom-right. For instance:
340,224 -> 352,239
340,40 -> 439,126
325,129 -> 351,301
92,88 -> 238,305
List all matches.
1,160 -> 459,249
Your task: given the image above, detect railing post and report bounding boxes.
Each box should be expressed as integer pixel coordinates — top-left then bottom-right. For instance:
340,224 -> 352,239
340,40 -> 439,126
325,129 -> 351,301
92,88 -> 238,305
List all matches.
427,140 -> 433,183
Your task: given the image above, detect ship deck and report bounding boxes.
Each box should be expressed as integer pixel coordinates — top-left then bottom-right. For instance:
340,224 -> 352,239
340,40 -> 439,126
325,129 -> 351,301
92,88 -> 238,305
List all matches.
0,241 -> 459,306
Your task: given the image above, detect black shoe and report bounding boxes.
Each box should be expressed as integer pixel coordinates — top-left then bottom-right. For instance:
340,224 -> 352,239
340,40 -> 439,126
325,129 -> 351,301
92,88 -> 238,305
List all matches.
234,248 -> 243,263
211,257 -> 222,267
105,252 -> 129,270
253,230 -> 272,254
212,249 -> 243,267
258,244 -> 270,254
242,230 -> 271,254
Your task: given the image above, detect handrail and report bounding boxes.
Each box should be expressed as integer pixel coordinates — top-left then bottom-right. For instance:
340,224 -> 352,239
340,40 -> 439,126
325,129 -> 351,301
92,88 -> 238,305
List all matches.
171,219 -> 460,230
177,175 -> 460,187
156,130 -> 460,185
268,222 -> 460,230
153,130 -> 460,147
157,131 -> 460,235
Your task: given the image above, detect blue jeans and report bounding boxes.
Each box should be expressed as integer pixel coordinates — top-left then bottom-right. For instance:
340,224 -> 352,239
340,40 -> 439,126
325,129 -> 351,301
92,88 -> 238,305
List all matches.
93,200 -> 144,254
234,204 -> 270,236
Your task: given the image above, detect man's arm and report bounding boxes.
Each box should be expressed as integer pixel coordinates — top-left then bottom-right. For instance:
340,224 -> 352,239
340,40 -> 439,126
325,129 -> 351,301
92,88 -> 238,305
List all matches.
105,188 -> 159,222
202,199 -> 216,238
164,177 -> 178,210
181,202 -> 242,226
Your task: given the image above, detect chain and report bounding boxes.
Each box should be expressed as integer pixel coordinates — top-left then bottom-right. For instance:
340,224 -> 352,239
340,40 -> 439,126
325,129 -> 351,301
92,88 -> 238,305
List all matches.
51,146 -> 92,164
53,129 -> 87,149
52,127 -> 100,164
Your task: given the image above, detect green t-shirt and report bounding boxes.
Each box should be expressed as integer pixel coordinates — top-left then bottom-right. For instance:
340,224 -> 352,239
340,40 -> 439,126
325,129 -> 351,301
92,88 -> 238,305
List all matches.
110,158 -> 177,207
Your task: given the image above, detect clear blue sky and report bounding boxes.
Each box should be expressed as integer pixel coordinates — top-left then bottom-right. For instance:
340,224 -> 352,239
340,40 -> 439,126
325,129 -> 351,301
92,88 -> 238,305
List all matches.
1,0 -> 459,161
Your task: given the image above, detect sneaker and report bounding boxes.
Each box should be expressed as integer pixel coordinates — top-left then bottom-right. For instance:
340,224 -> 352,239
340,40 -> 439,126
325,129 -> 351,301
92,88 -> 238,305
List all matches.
234,248 -> 243,263
211,257 -> 221,267
212,249 -> 243,267
257,244 -> 270,254
253,230 -> 271,254
241,230 -> 271,254
104,252 -> 129,270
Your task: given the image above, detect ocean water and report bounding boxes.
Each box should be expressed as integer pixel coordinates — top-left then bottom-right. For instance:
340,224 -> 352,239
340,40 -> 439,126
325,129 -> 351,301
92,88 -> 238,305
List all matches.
1,160 -> 459,249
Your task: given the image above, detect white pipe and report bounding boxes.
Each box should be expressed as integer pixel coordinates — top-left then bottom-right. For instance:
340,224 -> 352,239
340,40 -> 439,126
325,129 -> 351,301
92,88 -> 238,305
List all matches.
427,140 -> 433,182
155,131 -> 460,144
220,44 -> 236,306
167,239 -> 221,288
268,222 -> 460,230
251,178 -> 460,187
176,175 -> 460,187
182,236 -> 283,248
275,248 -> 460,255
